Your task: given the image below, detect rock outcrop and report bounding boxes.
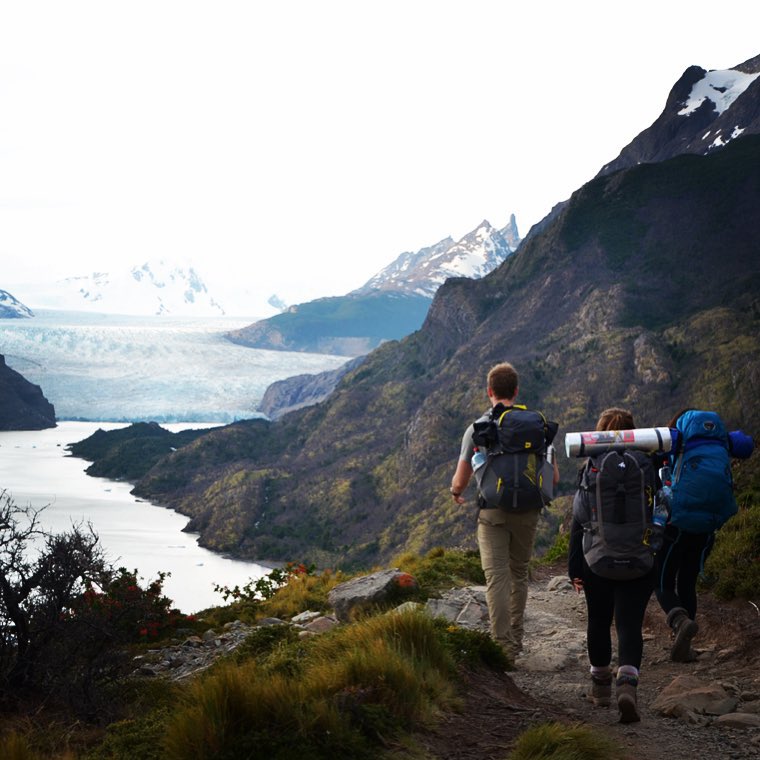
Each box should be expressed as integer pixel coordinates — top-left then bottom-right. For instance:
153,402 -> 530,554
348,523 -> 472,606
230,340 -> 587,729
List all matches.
257,356 -> 365,419
0,355 -> 56,430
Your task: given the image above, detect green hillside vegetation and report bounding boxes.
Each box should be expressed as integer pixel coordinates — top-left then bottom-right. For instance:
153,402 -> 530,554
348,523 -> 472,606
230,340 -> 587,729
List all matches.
225,291 -> 432,354
2,547 -> 593,760
71,134 -> 760,570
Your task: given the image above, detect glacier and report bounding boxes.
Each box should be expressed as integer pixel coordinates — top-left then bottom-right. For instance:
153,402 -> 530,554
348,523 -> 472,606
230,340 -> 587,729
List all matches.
0,311 -> 350,422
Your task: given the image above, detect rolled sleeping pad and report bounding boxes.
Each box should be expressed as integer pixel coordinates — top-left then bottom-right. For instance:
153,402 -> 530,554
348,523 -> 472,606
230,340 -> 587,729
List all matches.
564,427 -> 675,458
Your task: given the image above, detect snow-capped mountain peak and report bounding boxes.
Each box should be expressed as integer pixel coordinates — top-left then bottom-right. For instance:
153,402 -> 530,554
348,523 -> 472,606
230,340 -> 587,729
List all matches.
599,53 -> 760,177
0,289 -> 34,318
678,68 -> 760,117
353,215 -> 520,298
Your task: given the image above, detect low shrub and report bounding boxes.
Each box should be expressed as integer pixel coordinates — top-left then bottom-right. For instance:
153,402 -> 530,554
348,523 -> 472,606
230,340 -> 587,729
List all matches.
230,623 -> 300,665
213,563 -> 347,621
702,503 -> 760,601
82,707 -> 173,760
433,620 -> 510,669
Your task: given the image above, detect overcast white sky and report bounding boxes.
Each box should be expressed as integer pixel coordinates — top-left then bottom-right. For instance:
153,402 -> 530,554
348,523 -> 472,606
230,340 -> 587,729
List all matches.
2,1 -> 759,314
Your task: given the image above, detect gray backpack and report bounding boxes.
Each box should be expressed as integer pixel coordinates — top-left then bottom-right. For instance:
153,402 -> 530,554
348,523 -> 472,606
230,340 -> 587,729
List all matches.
573,450 -> 656,580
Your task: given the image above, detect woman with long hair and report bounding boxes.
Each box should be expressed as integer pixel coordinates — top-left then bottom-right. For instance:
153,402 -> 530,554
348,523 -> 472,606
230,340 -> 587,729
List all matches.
568,407 -> 656,724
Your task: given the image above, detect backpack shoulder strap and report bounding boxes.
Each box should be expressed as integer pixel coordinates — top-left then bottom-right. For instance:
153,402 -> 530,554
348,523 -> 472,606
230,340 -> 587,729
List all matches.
578,457 -> 594,490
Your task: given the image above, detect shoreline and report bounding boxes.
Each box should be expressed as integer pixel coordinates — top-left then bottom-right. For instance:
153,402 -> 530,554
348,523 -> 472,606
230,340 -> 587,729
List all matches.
0,422 -> 269,613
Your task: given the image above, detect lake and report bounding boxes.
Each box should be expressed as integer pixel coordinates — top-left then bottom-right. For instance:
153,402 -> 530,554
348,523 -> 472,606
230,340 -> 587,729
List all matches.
0,421 -> 269,613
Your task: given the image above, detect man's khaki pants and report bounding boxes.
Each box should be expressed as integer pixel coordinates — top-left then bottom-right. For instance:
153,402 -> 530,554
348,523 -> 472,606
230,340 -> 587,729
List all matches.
477,508 -> 540,659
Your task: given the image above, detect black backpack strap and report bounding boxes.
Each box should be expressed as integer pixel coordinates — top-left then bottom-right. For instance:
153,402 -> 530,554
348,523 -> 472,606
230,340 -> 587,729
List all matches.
544,419 -> 559,445
578,457 -> 593,490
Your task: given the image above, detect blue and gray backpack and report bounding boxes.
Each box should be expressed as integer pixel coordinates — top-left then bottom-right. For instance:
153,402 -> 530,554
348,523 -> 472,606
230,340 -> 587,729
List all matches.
669,410 -> 737,533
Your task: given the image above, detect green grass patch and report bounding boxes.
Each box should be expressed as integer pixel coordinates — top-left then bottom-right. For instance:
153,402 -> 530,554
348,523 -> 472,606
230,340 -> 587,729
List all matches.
508,721 -> 618,760
539,529 -> 570,566
391,547 -> 485,598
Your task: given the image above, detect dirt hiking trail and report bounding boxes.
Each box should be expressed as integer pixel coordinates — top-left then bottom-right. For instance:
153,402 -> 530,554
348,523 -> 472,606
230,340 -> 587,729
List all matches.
412,563 -> 760,760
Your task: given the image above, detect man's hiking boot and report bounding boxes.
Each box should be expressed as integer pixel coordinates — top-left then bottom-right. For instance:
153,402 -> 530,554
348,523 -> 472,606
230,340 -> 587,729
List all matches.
587,667 -> 612,707
616,675 -> 640,724
667,607 -> 699,663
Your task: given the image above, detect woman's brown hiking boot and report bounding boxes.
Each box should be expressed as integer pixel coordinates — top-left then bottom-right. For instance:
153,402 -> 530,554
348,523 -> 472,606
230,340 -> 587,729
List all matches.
588,667 -> 612,706
667,607 -> 699,662
616,674 -> 640,723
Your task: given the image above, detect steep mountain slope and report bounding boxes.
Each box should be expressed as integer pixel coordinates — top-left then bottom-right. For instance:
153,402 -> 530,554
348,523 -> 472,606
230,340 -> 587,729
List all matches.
518,54 -> 760,253
226,218 -> 519,356
130,134 -> 760,568
599,53 -> 760,177
0,354 -> 56,430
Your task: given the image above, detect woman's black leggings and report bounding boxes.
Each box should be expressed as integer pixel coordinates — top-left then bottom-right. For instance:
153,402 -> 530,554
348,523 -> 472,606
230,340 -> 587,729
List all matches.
583,569 -> 655,669
655,526 -> 714,619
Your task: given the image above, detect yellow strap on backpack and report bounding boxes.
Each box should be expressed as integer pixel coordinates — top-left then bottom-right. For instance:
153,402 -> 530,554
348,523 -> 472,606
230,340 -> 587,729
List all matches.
496,405 -> 548,450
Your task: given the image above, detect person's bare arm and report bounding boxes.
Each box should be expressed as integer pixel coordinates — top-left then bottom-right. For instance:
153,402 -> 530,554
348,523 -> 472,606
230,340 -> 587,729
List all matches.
450,459 -> 473,505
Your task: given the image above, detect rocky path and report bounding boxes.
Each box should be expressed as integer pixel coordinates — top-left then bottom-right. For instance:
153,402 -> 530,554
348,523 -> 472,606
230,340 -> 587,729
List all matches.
412,562 -> 760,759
505,566 -> 760,760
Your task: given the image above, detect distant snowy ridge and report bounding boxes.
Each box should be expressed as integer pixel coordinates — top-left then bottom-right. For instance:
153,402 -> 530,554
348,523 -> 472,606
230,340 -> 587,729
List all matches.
27,260 -> 227,317
353,215 -> 520,297
0,289 -> 33,318
7,213 -> 519,319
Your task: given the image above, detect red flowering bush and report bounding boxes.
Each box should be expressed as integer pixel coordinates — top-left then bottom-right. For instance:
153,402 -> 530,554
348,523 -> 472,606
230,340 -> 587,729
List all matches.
0,494 -> 195,707
394,572 -> 417,589
72,568 -> 194,643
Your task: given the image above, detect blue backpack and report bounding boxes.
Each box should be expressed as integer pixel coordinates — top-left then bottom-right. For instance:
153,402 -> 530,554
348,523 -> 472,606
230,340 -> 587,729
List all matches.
669,410 -> 737,533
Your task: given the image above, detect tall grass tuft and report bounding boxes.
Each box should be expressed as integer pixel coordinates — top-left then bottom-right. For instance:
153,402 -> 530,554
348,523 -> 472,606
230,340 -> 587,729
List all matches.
508,721 -> 618,760
162,609 -> 464,759
315,607 -> 456,676
0,733 -> 42,760
163,663 -> 364,760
